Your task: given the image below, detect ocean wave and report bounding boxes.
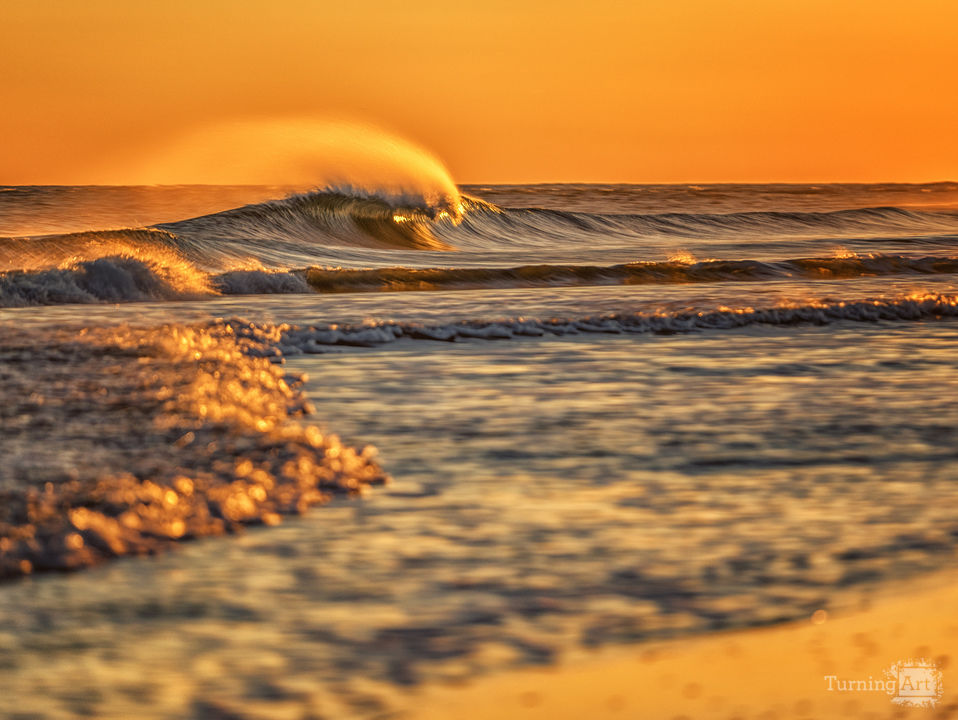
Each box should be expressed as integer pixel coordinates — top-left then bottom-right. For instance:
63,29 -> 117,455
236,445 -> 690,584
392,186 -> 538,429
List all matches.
162,188 -> 462,253
5,185 -> 958,280
444,202 -> 958,250
5,251 -> 958,307
304,253 -> 958,293
224,293 -> 958,352
0,187 -> 466,280
0,255 -> 212,307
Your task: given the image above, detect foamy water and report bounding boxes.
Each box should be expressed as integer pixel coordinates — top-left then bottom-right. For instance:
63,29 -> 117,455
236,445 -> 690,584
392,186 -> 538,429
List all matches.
2,182 -> 958,718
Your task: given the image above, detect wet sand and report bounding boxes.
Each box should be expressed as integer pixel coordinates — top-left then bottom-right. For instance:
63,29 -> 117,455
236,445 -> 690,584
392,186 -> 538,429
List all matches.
411,571 -> 957,719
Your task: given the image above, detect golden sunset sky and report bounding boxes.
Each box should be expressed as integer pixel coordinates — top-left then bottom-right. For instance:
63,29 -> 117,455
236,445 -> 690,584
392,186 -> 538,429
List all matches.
2,0 -> 956,184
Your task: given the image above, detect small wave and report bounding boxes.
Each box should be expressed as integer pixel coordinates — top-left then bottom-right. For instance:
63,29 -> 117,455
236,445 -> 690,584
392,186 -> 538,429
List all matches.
304,253 -> 958,294
6,251 -> 958,307
446,202 -> 958,249
224,293 -> 958,352
212,269 -> 311,295
0,255 -> 212,307
0,255 -> 320,307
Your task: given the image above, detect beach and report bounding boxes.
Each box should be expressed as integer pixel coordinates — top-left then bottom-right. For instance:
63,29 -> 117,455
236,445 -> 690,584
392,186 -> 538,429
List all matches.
413,569 -> 956,720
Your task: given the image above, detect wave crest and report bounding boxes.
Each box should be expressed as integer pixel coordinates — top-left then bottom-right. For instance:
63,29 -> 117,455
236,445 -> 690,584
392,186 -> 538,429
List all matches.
164,189 -> 460,253
6,251 -> 958,307
0,255 -> 212,307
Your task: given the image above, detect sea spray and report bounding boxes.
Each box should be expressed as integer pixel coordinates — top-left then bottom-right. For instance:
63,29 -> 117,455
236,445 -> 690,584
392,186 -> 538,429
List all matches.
111,118 -> 461,209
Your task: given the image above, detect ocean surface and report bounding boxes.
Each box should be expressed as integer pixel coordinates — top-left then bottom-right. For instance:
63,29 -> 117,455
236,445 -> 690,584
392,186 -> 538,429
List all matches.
3,182 -> 958,718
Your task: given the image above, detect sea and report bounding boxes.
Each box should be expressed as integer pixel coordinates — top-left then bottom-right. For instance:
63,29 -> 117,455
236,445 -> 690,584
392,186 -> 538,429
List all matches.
3,181 -> 958,718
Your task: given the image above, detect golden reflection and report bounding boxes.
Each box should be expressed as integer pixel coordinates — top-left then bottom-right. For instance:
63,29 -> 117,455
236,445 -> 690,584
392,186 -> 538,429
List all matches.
0,320 -> 390,580
667,250 -> 697,264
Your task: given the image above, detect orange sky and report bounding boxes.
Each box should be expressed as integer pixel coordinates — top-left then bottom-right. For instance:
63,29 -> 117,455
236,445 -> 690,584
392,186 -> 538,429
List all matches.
2,0 -> 956,184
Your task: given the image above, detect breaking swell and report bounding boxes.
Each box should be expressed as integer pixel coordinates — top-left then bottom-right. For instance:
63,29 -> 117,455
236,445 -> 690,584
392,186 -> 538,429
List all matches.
229,293 -> 958,351
5,253 -> 958,307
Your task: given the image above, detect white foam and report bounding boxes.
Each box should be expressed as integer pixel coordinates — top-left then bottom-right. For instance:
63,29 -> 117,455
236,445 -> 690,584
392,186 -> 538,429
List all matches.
215,294 -> 958,354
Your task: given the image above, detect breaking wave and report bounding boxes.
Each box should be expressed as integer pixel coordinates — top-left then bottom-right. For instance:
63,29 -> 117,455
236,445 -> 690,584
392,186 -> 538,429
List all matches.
220,293 -> 958,352
0,255 -> 212,307
6,251 -> 958,307
4,181 -> 958,308
0,189 -> 463,273
5,188 -> 958,272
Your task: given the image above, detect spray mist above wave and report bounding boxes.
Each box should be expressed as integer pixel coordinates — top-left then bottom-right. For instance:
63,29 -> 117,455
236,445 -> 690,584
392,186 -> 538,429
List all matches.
119,119 -> 461,211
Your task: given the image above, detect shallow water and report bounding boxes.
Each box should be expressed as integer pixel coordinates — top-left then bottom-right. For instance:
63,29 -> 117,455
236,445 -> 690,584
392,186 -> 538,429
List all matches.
3,183 -> 958,718
4,321 -> 958,718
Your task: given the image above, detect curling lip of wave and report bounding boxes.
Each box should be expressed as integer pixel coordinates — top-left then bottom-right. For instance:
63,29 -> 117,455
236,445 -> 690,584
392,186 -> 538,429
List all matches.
228,293 -> 958,353
159,188 -> 461,253
0,188 -> 466,276
5,252 -> 958,307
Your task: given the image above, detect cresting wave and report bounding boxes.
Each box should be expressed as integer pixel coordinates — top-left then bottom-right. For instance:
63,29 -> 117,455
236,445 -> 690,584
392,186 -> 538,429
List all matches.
4,252 -> 958,306
0,189 -> 467,273
4,184 -> 958,307
4,188 -> 958,272
160,188 -> 466,254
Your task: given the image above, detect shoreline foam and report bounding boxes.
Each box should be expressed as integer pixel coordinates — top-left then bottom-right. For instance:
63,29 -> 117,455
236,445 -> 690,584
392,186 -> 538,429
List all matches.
0,321 -> 388,580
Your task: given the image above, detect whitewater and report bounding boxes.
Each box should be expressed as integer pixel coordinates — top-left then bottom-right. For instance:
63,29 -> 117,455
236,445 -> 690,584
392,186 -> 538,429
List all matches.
3,180 -> 958,718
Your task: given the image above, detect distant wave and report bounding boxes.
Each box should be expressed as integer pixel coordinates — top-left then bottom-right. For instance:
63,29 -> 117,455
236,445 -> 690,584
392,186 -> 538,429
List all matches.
304,253 -> 958,293
5,252 -> 958,307
445,203 -> 958,251
4,186 -> 958,277
227,293 -> 958,353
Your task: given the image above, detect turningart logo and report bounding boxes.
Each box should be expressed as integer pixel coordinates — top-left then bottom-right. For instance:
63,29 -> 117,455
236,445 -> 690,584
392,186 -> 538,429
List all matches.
824,658 -> 943,708
886,659 -> 944,708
